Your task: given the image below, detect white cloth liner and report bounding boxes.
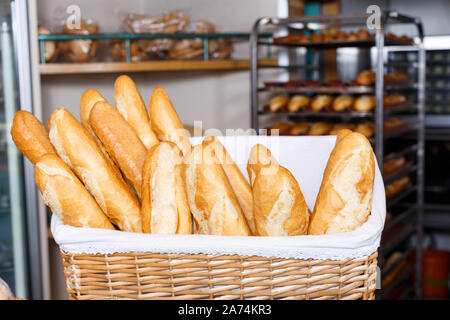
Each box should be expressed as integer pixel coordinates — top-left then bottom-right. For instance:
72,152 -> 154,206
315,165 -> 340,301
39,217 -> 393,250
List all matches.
51,135 -> 386,260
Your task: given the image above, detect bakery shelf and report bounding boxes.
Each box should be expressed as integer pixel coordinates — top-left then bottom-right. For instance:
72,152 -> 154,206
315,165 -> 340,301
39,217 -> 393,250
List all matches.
258,110 -> 373,119
381,223 -> 416,257
384,144 -> 418,162
382,246 -> 416,278
257,85 -> 374,94
385,205 -> 418,233
381,265 -> 414,299
387,185 -> 418,209
384,124 -> 418,140
384,162 -> 417,185
258,38 -> 414,49
39,59 -> 278,75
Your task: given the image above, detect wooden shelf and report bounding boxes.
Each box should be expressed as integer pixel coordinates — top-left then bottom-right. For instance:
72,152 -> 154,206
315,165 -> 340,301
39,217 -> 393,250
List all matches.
39,59 -> 278,75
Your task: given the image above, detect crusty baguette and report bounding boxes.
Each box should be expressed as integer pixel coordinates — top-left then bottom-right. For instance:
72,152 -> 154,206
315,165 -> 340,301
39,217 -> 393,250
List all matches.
148,87 -> 191,156
287,95 -> 310,112
353,95 -> 375,112
308,131 -> 375,235
11,110 -> 56,164
247,144 -> 310,236
141,142 -> 192,234
310,95 -> 333,112
34,154 -> 115,230
269,95 -> 289,112
183,142 -> 250,236
47,107 -> 142,232
202,136 -> 256,235
332,95 -> 354,112
90,101 -> 147,198
114,75 -> 159,149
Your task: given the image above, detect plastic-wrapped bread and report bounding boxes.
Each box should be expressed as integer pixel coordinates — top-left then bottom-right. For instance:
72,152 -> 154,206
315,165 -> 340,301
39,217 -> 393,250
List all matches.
89,101 -> 147,198
332,95 -> 354,112
202,136 -> 256,235
308,130 -> 375,235
353,95 -> 375,112
183,142 -> 251,236
34,154 -> 115,230
269,95 -> 289,112
47,108 -> 142,232
287,95 -> 310,112
149,87 -> 191,156
114,75 -> 159,149
141,142 -> 192,234
247,144 -> 310,236
10,110 -> 56,164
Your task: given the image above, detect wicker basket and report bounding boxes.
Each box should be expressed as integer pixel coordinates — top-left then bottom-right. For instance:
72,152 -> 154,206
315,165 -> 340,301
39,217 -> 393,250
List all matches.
61,251 -> 378,300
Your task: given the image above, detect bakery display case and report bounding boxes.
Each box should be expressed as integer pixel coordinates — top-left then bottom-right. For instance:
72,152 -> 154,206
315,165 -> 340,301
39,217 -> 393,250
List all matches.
250,11 -> 425,299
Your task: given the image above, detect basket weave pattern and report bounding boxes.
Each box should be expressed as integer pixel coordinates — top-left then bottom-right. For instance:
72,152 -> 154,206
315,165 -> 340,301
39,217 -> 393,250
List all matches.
61,251 -> 378,300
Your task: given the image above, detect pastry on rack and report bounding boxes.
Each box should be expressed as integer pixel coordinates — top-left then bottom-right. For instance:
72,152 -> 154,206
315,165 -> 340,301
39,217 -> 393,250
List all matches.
347,32 -> 358,41
384,71 -> 410,83
289,122 -> 310,136
269,95 -> 290,112
355,70 -> 376,85
322,33 -> 334,42
354,121 -> 375,138
356,29 -> 371,40
385,176 -> 411,199
384,93 -> 407,106
332,95 -> 354,111
310,94 -> 333,111
353,95 -> 376,112
383,156 -> 406,175
308,122 -> 331,136
287,95 -> 310,112
383,117 -> 411,134
335,30 -> 347,41
311,33 -> 323,43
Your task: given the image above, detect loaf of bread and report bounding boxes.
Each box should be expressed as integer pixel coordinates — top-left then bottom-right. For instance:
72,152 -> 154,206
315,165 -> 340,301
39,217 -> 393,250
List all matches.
310,95 -> 333,111
308,122 -> 331,135
10,110 -> 56,164
383,156 -> 406,175
332,95 -> 354,111
355,70 -> 376,86
247,144 -> 310,236
270,122 -> 292,135
89,101 -> 147,198
308,130 -> 375,235
385,176 -> 410,198
289,123 -> 310,135
354,122 -> 375,138
353,95 -> 375,112
287,95 -> 310,112
47,107 -> 142,232
38,25 -> 56,62
141,142 -> 192,234
328,123 -> 355,135
384,93 -> 406,106
114,75 -> 159,149
183,142 -> 250,236
149,87 -> 191,156
34,154 -> 115,230
269,95 -> 289,112
202,136 -> 256,235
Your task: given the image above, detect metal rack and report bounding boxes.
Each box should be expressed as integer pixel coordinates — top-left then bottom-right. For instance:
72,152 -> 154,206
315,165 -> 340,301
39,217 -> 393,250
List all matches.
250,11 -> 425,299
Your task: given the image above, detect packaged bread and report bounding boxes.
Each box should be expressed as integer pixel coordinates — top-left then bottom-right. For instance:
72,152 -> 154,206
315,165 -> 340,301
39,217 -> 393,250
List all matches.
148,87 -> 191,156
289,123 -> 310,136
384,93 -> 406,106
385,176 -> 410,198
353,95 -> 376,112
38,25 -> 56,62
89,101 -> 147,198
269,95 -> 289,112
328,123 -> 355,135
287,95 -> 310,112
10,111 -> 56,164
310,95 -> 333,112
34,154 -> 115,230
332,95 -> 354,111
183,142 -> 251,236
247,144 -> 310,236
114,75 -> 159,149
308,130 -> 375,234
141,142 -> 192,234
354,121 -> 375,138
47,108 -> 142,232
308,122 -> 331,136
202,136 -> 256,235
57,19 -> 99,62
355,70 -> 376,86
110,39 -> 148,62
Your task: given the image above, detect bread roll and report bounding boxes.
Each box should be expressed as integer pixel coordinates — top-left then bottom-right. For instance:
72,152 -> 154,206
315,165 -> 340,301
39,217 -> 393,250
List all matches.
353,95 -> 375,112
114,75 -> 159,149
149,87 -> 191,156
289,123 -> 310,135
386,176 -> 410,198
384,93 -> 406,106
11,110 -> 56,164
308,122 -> 331,135
355,70 -> 376,85
89,101 -> 147,198
183,143 -> 250,236
332,95 -> 354,111
269,95 -> 289,112
38,25 -> 56,62
308,131 -> 375,235
202,136 -> 256,235
247,144 -> 310,236
328,123 -> 355,135
383,156 -> 406,175
141,142 -> 192,234
287,95 -> 310,112
35,153 -> 115,230
47,108 -> 142,232
357,29 -> 371,40
310,95 -> 333,111
354,122 -> 375,138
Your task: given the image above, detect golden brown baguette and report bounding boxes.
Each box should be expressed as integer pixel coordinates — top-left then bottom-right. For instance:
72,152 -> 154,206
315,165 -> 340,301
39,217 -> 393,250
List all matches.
47,107 -> 142,232
34,154 -> 115,230
183,142 -> 251,236
202,136 -> 256,235
89,101 -> 147,198
332,95 -> 354,111
247,144 -> 310,236
11,110 -> 56,164
114,75 -> 159,149
149,87 -> 191,156
308,131 -> 375,235
141,142 -> 192,234
353,95 -> 375,112
269,95 -> 289,112
287,95 -> 310,112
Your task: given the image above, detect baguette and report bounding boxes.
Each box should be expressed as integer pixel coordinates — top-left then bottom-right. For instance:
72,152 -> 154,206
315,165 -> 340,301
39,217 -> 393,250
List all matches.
34,154 -> 115,230
308,131 -> 375,235
287,95 -> 310,112
89,101 -> 147,198
48,107 -> 142,232
202,136 -> 256,235
332,95 -> 354,112
289,123 -> 310,135
247,144 -> 310,236
355,70 -> 376,86
183,142 -> 250,236
329,123 -> 355,135
10,110 -> 56,164
353,95 -> 375,112
114,75 -> 159,149
148,87 -> 191,156
310,95 -> 333,112
141,142 -> 192,234
269,95 -> 289,112
308,122 -> 331,136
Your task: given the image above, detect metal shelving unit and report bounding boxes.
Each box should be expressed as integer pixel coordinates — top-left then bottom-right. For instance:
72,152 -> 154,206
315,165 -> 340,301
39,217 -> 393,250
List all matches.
250,11 -> 425,299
